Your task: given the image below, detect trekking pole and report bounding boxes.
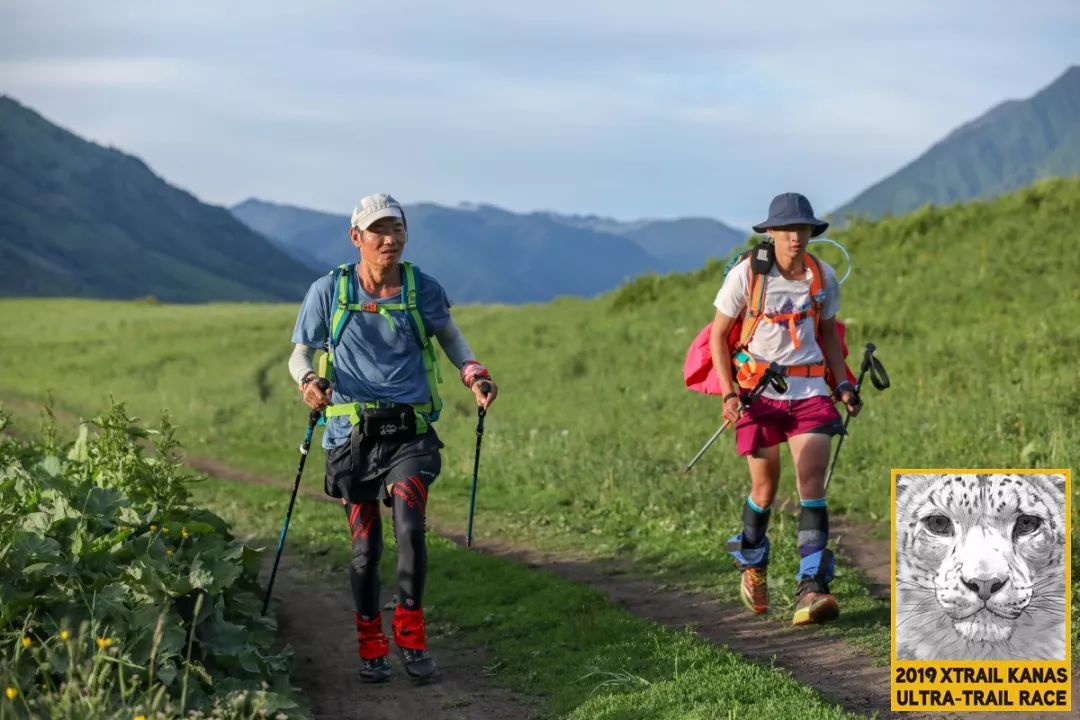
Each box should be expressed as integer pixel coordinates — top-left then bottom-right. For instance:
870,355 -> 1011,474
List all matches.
262,378 -> 328,616
465,381 -> 491,547
823,343 -> 891,491
684,363 -> 788,474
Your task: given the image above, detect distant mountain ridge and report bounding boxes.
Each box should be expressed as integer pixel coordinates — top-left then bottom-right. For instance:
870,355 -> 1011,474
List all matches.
231,199 -> 746,304
0,96 -> 312,302
832,66 -> 1080,222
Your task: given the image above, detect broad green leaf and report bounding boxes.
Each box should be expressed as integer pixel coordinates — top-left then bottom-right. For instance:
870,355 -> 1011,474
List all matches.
67,423 -> 90,462
91,583 -> 128,620
116,506 -> 140,525
200,614 -> 247,656
82,486 -> 124,520
156,658 -> 178,686
35,454 -> 63,478
20,512 -> 52,534
188,556 -> 214,590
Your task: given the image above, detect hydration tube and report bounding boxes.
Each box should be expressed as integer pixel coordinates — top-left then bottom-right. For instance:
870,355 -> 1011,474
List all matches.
809,237 -> 851,285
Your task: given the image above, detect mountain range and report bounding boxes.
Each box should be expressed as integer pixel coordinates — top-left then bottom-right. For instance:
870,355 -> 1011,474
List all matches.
0,96 -> 311,302
3,64 -> 1079,303
230,199 -> 745,304
832,65 -> 1080,222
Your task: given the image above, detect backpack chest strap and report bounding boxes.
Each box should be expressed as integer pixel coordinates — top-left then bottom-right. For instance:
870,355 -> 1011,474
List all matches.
763,308 -> 817,350
345,301 -> 407,330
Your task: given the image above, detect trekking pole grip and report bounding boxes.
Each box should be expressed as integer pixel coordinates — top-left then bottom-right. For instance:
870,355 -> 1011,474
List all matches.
477,381 -> 491,422
308,377 -> 331,425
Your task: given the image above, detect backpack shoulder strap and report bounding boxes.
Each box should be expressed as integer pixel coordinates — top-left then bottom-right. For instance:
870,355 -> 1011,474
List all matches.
805,253 -> 827,339
400,261 -> 444,419
320,263 -> 355,381
329,263 -> 355,347
400,261 -> 429,344
738,255 -> 769,348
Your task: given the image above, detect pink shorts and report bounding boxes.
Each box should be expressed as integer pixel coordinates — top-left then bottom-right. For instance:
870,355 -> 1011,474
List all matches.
735,395 -> 844,456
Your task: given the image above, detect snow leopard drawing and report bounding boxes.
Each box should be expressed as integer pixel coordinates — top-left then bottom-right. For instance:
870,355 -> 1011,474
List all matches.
895,473 -> 1066,660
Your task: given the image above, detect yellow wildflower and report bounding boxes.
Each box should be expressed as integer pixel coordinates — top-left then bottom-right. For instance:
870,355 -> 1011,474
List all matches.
5,687 -> 17,700
96,637 -> 112,650
166,550 -> 174,557
162,527 -> 169,534
59,630 -> 70,641
149,524 -> 157,532
20,636 -> 31,648
134,715 -> 147,720
181,527 -> 190,539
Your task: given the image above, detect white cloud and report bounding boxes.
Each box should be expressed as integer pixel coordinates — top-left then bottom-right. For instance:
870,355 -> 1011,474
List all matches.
0,58 -> 190,88
0,1 -> 1076,222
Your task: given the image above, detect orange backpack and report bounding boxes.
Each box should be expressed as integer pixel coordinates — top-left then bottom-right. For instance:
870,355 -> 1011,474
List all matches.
683,243 -> 855,395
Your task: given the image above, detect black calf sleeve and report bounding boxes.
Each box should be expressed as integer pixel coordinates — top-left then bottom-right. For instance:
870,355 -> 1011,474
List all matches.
742,497 -> 771,548
797,499 -> 829,557
391,476 -> 429,610
344,501 -> 382,619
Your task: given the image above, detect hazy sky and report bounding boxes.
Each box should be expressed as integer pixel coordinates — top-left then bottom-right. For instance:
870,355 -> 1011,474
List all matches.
2,1 -> 1077,228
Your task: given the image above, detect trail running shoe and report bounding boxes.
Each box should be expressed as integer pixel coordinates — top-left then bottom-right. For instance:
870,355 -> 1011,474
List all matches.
359,656 -> 392,683
792,580 -> 840,625
400,648 -> 437,680
739,566 -> 768,614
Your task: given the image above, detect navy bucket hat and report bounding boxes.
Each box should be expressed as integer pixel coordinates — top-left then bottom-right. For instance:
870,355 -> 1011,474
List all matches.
752,192 -> 829,237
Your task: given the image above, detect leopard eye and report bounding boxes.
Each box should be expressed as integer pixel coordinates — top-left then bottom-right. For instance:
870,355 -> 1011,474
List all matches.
924,514 -> 954,536
1013,514 -> 1042,538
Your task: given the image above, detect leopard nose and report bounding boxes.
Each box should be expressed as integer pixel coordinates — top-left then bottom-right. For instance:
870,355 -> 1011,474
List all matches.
962,576 -> 1007,601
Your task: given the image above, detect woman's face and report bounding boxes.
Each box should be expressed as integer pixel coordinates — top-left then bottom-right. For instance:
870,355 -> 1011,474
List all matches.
767,224 -> 812,261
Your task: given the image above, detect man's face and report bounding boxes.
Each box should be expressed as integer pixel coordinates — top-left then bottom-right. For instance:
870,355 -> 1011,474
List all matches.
351,216 -> 406,266
767,224 -> 812,259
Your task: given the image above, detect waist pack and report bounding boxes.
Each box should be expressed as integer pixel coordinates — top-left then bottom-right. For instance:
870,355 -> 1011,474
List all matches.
360,405 -> 418,442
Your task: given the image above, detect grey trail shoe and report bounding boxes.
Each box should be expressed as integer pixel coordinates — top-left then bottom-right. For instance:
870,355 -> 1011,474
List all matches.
359,656 -> 392,683
400,648 -> 437,680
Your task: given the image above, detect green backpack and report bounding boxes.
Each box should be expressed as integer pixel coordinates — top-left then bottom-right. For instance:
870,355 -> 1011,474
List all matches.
318,261 -> 443,432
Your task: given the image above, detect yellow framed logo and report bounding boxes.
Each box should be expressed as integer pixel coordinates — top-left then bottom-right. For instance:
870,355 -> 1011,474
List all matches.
890,469 -> 1072,712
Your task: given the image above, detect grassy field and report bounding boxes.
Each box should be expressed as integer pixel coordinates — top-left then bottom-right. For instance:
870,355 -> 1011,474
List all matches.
0,409 -> 863,720
0,177 -> 1077,703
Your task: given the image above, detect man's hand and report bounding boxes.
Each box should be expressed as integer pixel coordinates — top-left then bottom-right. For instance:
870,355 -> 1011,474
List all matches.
471,379 -> 498,411
298,375 -> 332,411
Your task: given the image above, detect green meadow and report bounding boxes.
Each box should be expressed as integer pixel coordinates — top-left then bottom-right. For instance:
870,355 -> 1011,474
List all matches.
1,178 -> 1078,715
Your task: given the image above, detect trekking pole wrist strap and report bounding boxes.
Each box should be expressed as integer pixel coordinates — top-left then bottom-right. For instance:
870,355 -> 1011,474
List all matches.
722,391 -> 738,402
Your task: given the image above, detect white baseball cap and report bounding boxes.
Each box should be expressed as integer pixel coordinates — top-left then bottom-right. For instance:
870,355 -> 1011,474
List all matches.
351,193 -> 406,230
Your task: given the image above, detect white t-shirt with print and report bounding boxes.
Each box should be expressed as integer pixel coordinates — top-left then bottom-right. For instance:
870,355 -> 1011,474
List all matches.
713,256 -> 839,400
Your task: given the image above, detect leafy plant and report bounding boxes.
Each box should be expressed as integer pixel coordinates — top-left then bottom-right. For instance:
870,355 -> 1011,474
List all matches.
0,404 -> 300,719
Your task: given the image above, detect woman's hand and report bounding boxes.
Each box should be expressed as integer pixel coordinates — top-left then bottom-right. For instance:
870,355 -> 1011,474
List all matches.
834,382 -> 862,416
722,393 -> 743,424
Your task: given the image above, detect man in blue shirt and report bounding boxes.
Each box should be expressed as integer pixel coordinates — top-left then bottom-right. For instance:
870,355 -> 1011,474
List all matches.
289,193 -> 498,683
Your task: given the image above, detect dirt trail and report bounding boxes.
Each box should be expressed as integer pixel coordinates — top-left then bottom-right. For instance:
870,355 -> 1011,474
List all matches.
265,555 -> 538,720
191,458 -> 540,720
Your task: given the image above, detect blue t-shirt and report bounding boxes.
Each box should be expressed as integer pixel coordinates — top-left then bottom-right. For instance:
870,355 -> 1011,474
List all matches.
291,265 -> 451,449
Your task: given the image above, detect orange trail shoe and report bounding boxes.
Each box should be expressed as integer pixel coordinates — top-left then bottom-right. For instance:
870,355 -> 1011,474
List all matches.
792,581 -> 840,625
739,566 -> 768,614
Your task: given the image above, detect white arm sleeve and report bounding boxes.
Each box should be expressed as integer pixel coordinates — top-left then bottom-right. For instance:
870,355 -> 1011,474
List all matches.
434,316 -> 476,369
288,343 -> 316,384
